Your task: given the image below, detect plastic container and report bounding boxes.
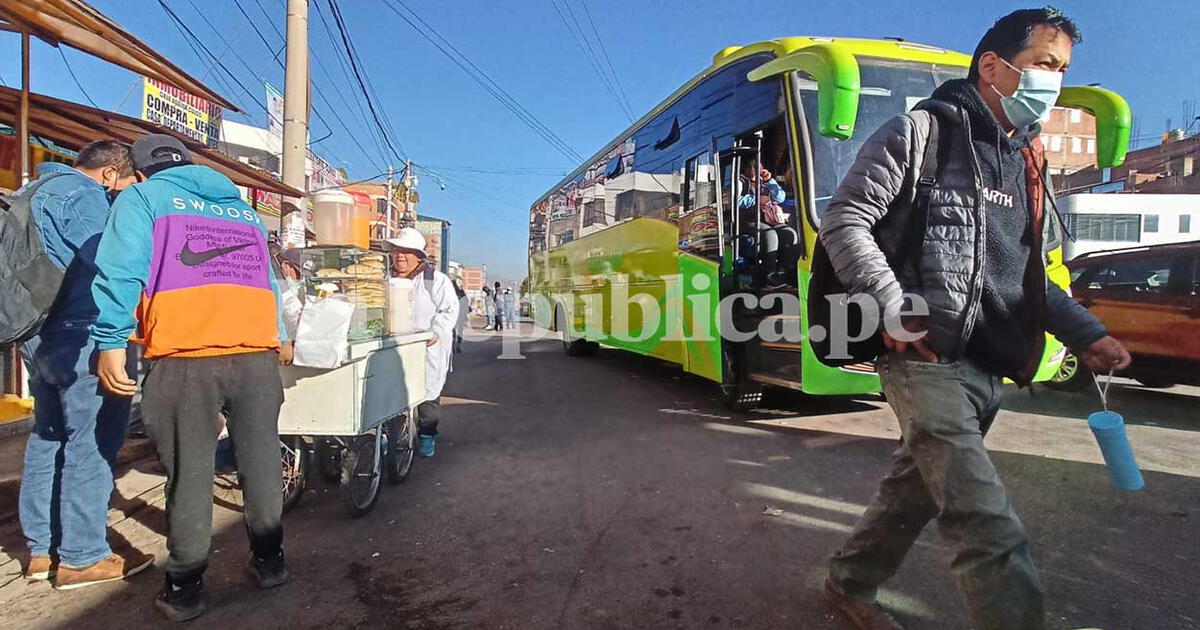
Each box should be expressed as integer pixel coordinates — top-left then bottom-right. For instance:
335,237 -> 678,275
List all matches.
387,277 -> 415,334
349,191 -> 374,248
312,190 -> 367,249
1087,410 -> 1145,491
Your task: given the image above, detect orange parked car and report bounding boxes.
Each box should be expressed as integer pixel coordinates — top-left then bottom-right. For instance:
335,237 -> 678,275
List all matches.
1048,240 -> 1200,390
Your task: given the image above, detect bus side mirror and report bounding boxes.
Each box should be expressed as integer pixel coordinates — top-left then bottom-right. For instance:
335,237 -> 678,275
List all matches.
1056,86 -> 1132,168
747,43 -> 861,141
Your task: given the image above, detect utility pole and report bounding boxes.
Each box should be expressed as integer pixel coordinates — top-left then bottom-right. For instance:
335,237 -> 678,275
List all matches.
402,159 -> 416,227
385,164 -> 394,239
281,0 -> 309,206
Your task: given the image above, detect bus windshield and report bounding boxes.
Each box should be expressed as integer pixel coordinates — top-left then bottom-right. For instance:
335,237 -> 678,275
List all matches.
799,58 -> 968,221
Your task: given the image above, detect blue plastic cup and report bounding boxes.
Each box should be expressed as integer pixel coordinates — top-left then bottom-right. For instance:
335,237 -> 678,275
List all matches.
1088,411 -> 1145,491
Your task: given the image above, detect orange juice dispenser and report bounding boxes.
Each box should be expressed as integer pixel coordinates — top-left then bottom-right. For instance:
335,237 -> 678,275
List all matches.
349,191 -> 375,246
311,190 -> 362,249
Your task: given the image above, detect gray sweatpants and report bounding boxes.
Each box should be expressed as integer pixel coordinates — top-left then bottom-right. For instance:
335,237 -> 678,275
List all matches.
829,352 -> 1044,630
142,351 -> 285,583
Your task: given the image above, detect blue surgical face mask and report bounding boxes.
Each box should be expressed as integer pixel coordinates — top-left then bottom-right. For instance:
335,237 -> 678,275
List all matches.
990,58 -> 1063,129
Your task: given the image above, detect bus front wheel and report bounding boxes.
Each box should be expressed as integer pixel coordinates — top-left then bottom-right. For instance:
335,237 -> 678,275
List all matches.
557,305 -> 598,357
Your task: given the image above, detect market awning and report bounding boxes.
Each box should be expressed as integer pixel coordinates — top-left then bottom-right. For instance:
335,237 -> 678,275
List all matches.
0,86 -> 302,197
0,0 -> 239,111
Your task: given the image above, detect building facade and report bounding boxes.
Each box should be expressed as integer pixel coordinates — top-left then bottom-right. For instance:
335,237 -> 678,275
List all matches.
461,265 -> 487,295
1058,193 -> 1197,259
1055,132 -> 1200,196
1041,106 -> 1098,176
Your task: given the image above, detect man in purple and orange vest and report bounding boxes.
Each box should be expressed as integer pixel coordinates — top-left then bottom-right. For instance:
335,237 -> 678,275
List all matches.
90,134 -> 292,622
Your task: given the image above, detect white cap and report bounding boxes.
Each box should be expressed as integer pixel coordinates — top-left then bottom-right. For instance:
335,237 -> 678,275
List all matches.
385,227 -> 427,256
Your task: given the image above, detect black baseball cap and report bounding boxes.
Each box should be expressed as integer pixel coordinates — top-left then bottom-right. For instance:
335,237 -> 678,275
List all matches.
131,134 -> 193,174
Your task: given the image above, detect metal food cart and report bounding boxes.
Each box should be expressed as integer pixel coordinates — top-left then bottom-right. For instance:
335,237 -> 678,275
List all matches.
269,245 -> 428,517
277,332 -> 430,516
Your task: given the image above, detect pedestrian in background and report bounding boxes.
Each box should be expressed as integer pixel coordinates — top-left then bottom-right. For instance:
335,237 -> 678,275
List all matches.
387,228 -> 459,457
491,281 -> 504,331
452,277 -> 467,353
502,287 -> 517,330
15,141 -> 153,589
90,134 -> 292,622
816,9 -> 1130,630
483,285 -> 495,329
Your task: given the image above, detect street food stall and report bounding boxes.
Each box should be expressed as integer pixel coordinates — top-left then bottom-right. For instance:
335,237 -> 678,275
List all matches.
274,241 -> 431,517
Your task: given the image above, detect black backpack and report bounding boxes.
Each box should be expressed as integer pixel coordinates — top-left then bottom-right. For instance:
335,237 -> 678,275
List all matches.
0,174 -> 69,344
808,113 -> 941,366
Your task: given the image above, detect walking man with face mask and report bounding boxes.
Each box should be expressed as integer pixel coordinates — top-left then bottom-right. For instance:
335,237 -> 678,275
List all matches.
817,8 -> 1131,630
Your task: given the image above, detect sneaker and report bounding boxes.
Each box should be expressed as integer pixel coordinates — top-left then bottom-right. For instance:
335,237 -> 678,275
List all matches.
763,272 -> 789,291
823,577 -> 903,630
24,555 -> 55,581
247,552 -> 289,589
54,551 -> 154,591
155,575 -> 206,622
418,435 -> 436,457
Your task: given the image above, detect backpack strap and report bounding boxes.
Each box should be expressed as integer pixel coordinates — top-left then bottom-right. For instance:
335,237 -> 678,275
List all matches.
914,113 -> 940,214
893,112 -> 940,285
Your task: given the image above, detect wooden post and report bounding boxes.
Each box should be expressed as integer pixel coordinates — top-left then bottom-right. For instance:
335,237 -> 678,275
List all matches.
18,31 -> 31,185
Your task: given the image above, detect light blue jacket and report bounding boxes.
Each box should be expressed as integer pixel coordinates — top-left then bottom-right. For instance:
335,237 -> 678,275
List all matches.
22,162 -> 113,330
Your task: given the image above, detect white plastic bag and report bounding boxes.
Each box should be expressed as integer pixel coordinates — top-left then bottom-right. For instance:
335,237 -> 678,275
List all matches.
293,297 -> 356,368
281,282 -> 304,341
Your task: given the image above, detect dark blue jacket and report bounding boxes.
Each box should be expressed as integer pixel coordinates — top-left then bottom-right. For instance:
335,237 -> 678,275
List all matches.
24,162 -> 113,330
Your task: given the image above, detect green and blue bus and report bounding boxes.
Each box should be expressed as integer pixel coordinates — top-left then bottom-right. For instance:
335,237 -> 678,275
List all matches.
528,36 -> 1130,408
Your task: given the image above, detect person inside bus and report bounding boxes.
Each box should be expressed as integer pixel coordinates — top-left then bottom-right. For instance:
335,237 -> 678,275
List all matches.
738,161 -> 800,289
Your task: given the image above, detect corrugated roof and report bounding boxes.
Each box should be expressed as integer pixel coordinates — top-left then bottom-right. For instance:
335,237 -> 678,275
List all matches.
0,0 -> 239,111
0,86 -> 301,196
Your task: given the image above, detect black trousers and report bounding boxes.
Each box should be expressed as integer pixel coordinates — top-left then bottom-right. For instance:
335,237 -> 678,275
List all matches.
141,351 -> 285,583
417,399 -> 440,437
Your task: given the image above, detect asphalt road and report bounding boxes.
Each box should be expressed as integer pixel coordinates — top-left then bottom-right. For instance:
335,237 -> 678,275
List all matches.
2,324 -> 1197,629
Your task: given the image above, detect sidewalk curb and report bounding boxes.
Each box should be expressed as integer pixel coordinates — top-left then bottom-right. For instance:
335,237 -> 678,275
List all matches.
0,416 -> 32,439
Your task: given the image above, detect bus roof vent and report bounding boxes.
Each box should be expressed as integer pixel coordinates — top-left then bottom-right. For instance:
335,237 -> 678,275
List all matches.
897,42 -> 947,53
713,45 -> 744,65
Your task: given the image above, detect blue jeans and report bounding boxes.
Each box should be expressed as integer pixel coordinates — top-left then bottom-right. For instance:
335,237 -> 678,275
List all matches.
19,321 -> 133,567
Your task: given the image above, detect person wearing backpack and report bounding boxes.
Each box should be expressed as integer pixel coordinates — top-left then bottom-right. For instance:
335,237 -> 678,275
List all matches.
11,141 -> 155,589
814,9 -> 1131,630
387,228 -> 459,458
89,134 -> 291,622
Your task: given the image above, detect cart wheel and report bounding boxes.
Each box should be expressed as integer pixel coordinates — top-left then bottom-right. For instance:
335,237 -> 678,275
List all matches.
340,433 -> 382,517
315,438 -> 342,482
280,436 -> 309,514
384,412 -> 416,485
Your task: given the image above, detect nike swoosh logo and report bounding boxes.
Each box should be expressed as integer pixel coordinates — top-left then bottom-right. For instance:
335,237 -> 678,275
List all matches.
178,241 -> 256,267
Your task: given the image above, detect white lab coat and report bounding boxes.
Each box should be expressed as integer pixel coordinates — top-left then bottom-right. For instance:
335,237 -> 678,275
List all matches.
411,267 -> 459,401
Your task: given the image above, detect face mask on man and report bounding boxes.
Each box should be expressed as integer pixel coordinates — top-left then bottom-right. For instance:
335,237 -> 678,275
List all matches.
990,57 -> 1063,129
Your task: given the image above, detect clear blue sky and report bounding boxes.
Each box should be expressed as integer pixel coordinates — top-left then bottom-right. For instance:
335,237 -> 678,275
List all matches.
1,0 -> 1195,283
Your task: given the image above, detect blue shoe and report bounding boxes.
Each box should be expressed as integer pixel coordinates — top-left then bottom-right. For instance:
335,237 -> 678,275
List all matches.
418,435 -> 436,457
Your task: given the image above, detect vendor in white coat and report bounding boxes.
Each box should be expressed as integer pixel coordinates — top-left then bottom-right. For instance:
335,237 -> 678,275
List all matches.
387,228 -> 459,457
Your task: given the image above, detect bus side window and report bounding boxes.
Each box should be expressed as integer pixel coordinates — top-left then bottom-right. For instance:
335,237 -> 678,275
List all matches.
679,152 -> 720,258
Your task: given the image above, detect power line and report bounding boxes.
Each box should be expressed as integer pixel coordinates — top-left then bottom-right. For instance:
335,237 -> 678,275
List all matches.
325,0 -> 409,163
166,0 -> 368,169
577,1 -> 634,119
549,0 -> 633,122
240,0 -> 392,172
57,46 -> 99,109
310,0 -> 393,169
418,164 -> 571,176
380,0 -> 584,163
